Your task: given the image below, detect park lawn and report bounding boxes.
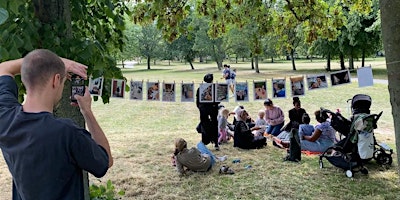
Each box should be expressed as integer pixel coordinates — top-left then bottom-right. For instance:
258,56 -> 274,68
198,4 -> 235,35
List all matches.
0,58 -> 397,199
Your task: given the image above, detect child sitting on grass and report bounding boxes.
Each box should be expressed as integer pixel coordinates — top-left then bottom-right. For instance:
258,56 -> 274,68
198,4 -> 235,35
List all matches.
252,110 -> 268,137
298,113 -> 314,139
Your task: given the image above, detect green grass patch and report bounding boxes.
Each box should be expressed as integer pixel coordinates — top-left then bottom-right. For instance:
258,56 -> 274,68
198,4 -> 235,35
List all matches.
0,59 -> 395,199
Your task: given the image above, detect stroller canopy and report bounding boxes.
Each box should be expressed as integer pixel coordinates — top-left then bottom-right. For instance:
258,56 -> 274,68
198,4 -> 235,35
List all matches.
352,94 -> 371,114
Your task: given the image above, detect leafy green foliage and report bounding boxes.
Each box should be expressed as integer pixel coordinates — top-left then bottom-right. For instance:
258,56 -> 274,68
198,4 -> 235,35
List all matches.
0,0 -> 129,104
0,7 -> 8,25
90,180 -> 125,200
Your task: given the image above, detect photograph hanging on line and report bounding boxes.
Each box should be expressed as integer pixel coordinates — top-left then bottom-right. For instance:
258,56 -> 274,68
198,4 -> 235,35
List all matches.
306,74 -> 328,90
88,76 -> 104,96
129,80 -> 143,100
235,82 -> 249,102
290,76 -> 305,96
357,67 -> 373,87
181,83 -> 194,102
199,83 -> 214,103
162,82 -> 176,102
111,79 -> 125,98
330,70 -> 351,86
215,83 -> 229,102
147,82 -> 160,101
272,78 -> 286,98
253,81 -> 267,100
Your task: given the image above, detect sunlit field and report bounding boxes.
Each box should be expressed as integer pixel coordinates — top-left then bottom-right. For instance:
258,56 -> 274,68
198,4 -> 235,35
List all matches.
1,57 -> 398,199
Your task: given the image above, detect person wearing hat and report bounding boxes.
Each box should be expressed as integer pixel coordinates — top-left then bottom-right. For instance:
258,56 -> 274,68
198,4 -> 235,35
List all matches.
173,138 -> 227,175
233,109 -> 267,149
263,98 -> 285,137
196,73 -> 220,150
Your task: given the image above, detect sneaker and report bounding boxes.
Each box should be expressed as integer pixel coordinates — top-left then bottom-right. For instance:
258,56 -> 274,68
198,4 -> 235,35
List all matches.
219,166 -> 235,174
215,146 -> 220,151
218,155 -> 227,162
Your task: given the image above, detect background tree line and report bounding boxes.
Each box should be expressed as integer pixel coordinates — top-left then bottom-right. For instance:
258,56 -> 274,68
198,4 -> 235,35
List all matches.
123,0 -> 382,72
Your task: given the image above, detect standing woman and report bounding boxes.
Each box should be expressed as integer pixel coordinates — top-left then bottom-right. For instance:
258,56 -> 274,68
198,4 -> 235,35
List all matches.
196,73 -> 220,150
264,98 -> 285,137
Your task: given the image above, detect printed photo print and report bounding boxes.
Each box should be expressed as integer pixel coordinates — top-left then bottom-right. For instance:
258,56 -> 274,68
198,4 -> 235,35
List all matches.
111,79 -> 125,98
357,67 -> 373,87
235,82 -> 249,102
88,76 -> 104,96
290,76 -> 305,96
330,70 -> 351,86
215,83 -> 229,102
129,81 -> 143,100
272,78 -> 286,98
306,74 -> 328,90
253,81 -> 267,100
147,82 -> 160,101
199,83 -> 214,103
162,82 -> 175,102
181,83 -> 194,102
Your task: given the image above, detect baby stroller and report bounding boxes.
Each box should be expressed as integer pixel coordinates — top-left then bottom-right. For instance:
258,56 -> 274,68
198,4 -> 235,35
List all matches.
319,94 -> 393,178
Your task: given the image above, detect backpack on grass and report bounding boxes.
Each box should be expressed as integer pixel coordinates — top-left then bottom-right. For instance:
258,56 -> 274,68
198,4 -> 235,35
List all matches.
284,128 -> 301,162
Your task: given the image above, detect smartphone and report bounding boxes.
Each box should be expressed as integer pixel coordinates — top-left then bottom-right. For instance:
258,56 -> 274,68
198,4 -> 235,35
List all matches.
71,74 -> 85,102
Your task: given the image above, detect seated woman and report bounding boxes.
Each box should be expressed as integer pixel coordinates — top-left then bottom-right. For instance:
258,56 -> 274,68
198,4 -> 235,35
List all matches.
300,110 -> 336,152
174,138 -> 226,175
263,98 -> 285,137
233,109 -> 267,149
230,105 -> 255,129
286,97 -> 307,131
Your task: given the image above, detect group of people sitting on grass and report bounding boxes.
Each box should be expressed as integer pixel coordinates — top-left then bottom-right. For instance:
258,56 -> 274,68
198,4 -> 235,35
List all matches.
173,96 -> 337,175
173,73 -> 337,175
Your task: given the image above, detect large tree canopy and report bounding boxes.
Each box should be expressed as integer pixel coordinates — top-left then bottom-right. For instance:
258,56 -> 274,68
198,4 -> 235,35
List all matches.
131,0 -> 398,176
0,0 -> 128,103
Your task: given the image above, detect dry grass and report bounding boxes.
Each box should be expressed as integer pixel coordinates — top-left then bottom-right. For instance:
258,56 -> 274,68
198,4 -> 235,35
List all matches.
0,58 -> 398,199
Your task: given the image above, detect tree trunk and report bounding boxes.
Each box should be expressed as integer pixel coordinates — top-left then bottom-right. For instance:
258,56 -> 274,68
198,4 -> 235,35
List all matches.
326,52 -> 331,71
349,54 -> 354,70
255,55 -> 260,73
189,60 -> 194,70
361,49 -> 366,67
339,53 -> 345,70
147,56 -> 151,69
290,49 -> 296,71
379,0 -> 400,177
235,56 -> 238,63
271,56 -> 274,63
34,0 -> 89,199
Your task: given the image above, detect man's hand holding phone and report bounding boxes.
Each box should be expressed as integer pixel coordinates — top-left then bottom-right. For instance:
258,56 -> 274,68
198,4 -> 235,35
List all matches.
71,74 -> 85,103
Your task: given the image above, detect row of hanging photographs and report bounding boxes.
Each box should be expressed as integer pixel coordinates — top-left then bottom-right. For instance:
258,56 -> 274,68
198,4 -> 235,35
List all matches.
87,67 -> 374,103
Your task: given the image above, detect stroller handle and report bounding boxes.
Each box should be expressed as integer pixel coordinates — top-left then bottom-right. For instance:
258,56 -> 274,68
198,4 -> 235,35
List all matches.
320,107 -> 336,115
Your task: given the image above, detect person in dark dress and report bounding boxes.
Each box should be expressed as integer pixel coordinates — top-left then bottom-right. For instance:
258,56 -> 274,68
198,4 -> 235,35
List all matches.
196,73 -> 220,150
233,109 -> 267,149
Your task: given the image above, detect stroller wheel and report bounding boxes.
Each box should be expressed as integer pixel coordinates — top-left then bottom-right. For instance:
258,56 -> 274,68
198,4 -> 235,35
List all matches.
319,159 -> 324,169
360,167 -> 369,175
376,153 -> 393,166
345,170 -> 353,178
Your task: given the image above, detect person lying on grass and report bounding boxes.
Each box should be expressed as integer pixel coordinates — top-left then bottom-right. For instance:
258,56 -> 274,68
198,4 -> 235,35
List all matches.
173,138 -> 227,175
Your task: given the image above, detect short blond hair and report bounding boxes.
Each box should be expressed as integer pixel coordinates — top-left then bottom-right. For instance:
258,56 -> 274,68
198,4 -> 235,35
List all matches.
219,108 -> 230,118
